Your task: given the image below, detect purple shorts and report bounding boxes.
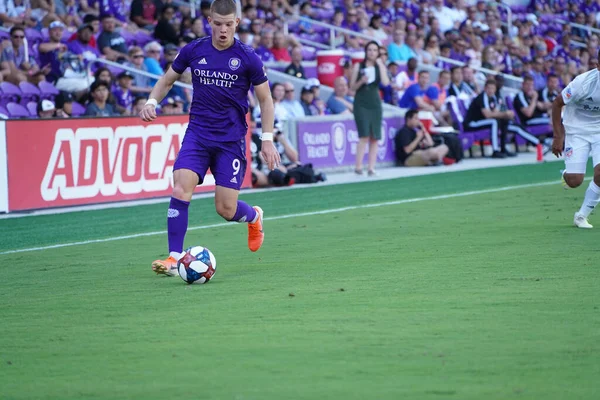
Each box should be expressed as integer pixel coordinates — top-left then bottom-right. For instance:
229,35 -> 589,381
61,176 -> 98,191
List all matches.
174,133 -> 247,190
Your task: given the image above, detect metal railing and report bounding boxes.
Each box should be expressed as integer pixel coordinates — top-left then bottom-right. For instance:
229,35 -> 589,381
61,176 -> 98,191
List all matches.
283,15 -> 381,48
88,58 -> 193,90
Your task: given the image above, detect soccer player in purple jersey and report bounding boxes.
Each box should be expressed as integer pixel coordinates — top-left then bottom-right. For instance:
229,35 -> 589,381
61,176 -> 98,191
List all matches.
139,0 -> 281,276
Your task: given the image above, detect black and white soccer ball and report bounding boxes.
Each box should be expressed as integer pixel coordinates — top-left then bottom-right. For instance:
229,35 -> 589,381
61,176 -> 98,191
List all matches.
177,246 -> 217,284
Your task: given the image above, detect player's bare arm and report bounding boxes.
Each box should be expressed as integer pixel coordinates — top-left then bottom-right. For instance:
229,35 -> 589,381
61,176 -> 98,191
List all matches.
140,67 -> 182,122
254,81 -> 281,170
551,95 -> 566,157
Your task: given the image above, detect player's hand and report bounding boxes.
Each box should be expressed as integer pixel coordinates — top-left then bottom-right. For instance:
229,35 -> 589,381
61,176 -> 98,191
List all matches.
504,110 -> 515,119
139,104 -> 157,122
260,140 -> 281,171
552,136 -> 564,158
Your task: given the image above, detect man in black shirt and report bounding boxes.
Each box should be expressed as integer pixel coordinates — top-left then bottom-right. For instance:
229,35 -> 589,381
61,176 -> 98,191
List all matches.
464,79 -> 540,158
395,109 -> 449,166
537,73 -> 560,119
284,45 -> 305,79
513,75 -> 551,127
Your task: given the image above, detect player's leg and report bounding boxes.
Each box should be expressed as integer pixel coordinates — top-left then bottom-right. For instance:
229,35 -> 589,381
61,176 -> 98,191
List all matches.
152,137 -> 209,275
563,134 -> 593,228
355,137 -> 369,174
367,137 -> 379,175
563,134 -> 588,189
573,136 -> 600,228
211,140 -> 264,252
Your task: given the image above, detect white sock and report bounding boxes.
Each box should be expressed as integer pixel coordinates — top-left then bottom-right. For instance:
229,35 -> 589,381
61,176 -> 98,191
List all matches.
250,212 -> 259,224
578,181 -> 600,217
170,251 -> 182,260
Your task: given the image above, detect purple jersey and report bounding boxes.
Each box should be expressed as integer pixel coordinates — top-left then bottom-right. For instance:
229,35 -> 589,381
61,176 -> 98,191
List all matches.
171,37 -> 268,142
113,86 -> 133,112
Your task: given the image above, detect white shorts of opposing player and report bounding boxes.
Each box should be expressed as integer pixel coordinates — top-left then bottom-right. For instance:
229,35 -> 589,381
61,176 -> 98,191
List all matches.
564,133 -> 600,174
564,133 -> 600,229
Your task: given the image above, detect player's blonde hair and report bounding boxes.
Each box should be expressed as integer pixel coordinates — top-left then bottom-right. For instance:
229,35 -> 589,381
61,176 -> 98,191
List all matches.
211,0 -> 237,16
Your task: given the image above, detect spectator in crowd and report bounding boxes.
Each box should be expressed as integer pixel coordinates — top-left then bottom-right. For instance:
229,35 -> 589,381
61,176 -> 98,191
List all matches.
38,20 -> 68,84
281,82 -> 305,118
92,67 -> 123,113
537,73 -> 561,118
160,95 -> 185,115
464,79 -> 539,158
125,46 -> 152,94
530,57 -> 548,91
143,41 -> 164,84
388,29 -> 413,62
154,5 -> 180,45
513,75 -> 551,128
422,34 -> 441,65
54,92 -> 74,118
350,40 -> 389,176
0,26 -> 42,84
462,66 -> 480,94
67,14 -> 99,48
399,71 -> 437,112
113,71 -> 135,115
255,30 -> 276,62
37,99 -> 57,119
67,23 -> 101,65
327,76 -> 354,115
393,57 -> 418,101
236,23 -> 252,46
97,13 -> 128,62
163,43 -> 180,65
130,0 -> 164,30
395,109 -> 449,167
447,65 -> 474,98
270,31 -> 292,62
132,96 -> 147,115
284,45 -> 305,79
58,0 -> 83,28
181,17 -> 207,44
299,86 -> 315,116
84,80 -> 118,117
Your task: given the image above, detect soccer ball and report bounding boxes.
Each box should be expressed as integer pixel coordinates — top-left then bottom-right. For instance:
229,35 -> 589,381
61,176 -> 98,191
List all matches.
177,246 -> 217,284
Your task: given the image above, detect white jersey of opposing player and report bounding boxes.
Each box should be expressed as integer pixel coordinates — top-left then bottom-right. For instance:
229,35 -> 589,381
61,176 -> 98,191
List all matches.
562,69 -> 600,135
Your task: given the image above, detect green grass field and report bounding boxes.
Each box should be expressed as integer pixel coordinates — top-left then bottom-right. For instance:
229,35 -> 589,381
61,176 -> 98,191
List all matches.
1,161 -> 599,400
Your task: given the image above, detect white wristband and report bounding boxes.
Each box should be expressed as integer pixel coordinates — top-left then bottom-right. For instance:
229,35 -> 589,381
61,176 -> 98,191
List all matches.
260,132 -> 274,141
145,98 -> 158,107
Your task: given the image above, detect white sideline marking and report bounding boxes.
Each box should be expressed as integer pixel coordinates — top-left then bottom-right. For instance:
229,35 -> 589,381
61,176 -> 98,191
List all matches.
0,180 -> 562,256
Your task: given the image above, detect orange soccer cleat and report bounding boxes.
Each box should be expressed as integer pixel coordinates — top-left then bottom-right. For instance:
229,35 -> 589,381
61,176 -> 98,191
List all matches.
151,256 -> 179,276
247,206 -> 264,252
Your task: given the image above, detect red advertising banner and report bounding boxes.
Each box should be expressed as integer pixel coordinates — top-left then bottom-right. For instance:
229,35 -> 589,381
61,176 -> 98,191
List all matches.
5,116 -> 252,212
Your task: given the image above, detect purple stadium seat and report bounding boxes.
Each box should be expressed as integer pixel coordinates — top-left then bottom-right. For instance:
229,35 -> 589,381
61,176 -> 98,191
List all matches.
0,82 -> 22,106
120,29 -> 136,45
0,105 -> 8,118
19,82 -> 41,104
448,98 -> 491,157
0,30 -> 8,41
135,31 -> 154,47
25,28 -> 43,46
505,95 -> 553,138
6,102 -> 31,119
71,101 -> 86,116
26,102 -> 38,117
38,80 -> 60,100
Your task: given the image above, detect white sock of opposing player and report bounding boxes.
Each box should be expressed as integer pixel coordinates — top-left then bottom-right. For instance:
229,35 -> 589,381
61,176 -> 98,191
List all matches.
578,181 -> 600,217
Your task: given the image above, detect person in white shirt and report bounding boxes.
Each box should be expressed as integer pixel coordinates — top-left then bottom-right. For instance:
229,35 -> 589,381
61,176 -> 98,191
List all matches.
552,65 -> 600,228
281,82 -> 305,118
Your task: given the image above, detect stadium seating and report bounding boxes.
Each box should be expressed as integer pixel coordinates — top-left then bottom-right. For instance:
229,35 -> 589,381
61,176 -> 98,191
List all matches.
0,83 -> 22,107
19,82 -> 41,105
6,103 -> 30,119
